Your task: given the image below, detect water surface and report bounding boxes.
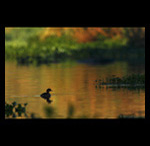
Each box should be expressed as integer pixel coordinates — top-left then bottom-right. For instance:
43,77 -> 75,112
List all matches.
5,61 -> 145,118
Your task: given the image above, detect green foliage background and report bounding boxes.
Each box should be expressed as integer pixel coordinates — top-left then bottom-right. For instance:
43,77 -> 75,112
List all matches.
5,27 -> 145,65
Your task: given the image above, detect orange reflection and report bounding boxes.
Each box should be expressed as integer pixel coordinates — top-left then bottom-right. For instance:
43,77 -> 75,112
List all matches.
5,61 -> 145,118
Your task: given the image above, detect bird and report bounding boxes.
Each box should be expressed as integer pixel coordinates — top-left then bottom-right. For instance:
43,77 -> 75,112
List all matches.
40,88 -> 52,103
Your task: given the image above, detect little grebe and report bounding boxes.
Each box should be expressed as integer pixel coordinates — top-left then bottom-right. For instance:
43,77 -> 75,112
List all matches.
40,88 -> 52,100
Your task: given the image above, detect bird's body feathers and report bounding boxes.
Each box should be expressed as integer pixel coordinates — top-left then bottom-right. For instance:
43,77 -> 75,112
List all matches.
40,92 -> 51,99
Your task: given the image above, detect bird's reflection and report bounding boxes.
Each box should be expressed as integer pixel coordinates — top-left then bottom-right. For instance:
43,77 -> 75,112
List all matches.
46,98 -> 52,103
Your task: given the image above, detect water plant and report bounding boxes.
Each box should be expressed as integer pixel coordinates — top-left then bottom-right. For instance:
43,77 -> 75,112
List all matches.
15,104 -> 26,112
95,74 -> 145,88
118,114 -> 144,119
5,101 -> 28,118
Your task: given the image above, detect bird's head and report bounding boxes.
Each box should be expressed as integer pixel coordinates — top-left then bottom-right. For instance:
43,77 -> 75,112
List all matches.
47,88 -> 52,92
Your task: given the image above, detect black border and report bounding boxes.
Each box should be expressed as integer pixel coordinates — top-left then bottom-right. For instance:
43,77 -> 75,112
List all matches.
145,25 -> 150,120
1,22 -> 148,128
0,25 -> 5,123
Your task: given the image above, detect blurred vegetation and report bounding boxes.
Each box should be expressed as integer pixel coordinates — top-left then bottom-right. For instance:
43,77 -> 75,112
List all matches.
67,104 -> 75,118
5,101 -> 29,118
44,106 -> 55,117
118,114 -> 144,119
43,103 -> 144,119
5,101 -> 144,119
5,27 -> 145,65
44,104 -> 75,118
95,74 -> 145,88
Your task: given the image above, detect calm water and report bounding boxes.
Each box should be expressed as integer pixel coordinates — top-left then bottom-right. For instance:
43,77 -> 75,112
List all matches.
5,61 -> 145,119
